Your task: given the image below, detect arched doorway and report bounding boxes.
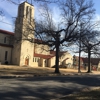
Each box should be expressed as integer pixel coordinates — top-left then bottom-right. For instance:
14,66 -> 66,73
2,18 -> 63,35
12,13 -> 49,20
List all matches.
25,57 -> 29,65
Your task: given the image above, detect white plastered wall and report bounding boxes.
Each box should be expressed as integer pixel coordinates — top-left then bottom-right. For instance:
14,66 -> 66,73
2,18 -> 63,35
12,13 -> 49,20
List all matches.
48,56 -> 56,67
0,33 -> 12,45
12,42 -> 21,65
0,46 -> 12,64
19,40 -> 34,66
12,2 -> 35,66
60,52 -> 73,67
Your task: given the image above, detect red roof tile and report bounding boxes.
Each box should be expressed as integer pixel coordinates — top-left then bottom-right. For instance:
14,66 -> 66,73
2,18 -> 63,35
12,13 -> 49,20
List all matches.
34,39 -> 43,43
34,53 -> 54,59
50,50 -> 56,55
82,58 -> 100,65
50,51 -> 67,56
74,56 -> 83,61
0,29 -> 14,35
81,58 -> 88,63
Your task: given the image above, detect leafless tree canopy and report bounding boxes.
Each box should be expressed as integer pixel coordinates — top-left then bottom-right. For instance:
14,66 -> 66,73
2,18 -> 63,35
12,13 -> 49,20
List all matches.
33,0 -> 96,73
73,19 -> 100,73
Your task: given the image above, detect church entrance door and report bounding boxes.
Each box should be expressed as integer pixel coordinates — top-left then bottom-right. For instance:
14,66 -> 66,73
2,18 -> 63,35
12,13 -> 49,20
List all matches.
25,58 -> 29,65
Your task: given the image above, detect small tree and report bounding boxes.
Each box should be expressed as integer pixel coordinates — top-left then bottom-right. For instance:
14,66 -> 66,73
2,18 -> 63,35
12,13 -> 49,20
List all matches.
81,30 -> 100,73
73,14 -> 100,72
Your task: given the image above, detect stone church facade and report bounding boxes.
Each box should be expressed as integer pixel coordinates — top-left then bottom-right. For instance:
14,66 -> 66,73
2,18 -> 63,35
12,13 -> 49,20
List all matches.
0,1 -> 73,67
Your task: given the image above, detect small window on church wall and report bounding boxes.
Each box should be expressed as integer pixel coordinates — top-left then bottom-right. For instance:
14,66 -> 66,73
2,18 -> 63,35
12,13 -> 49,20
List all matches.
37,58 -> 39,62
4,37 -> 6,43
5,51 -> 8,60
26,6 -> 28,18
26,6 -> 31,23
18,6 -> 21,23
35,58 -> 37,62
33,58 -> 39,62
18,6 -> 20,17
33,58 -> 34,62
30,8 -> 32,22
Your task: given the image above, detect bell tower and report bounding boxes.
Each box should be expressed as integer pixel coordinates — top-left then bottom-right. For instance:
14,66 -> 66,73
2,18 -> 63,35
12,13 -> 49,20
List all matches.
12,1 -> 34,66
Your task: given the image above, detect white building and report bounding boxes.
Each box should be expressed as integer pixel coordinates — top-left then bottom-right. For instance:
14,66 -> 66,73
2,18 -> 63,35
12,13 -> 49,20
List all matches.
0,1 -> 73,67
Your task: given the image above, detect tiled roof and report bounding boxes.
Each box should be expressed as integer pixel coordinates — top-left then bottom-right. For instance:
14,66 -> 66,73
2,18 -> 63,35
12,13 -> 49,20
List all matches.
91,58 -> 100,65
0,43 -> 13,48
50,50 -> 68,56
34,51 -> 69,59
81,58 -> 88,63
50,50 -> 56,55
75,56 -> 100,65
34,39 -> 43,43
73,56 -> 83,61
34,53 -> 55,59
0,29 -> 14,35
78,57 -> 100,65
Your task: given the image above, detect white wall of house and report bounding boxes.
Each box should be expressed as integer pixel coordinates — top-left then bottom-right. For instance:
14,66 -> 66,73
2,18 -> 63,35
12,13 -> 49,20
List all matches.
48,56 -> 56,67
12,40 -> 34,66
12,1 -> 35,66
98,62 -> 100,68
0,33 -> 12,45
32,57 -> 39,67
12,42 -> 21,65
0,46 -> 12,64
60,52 -> 73,67
20,40 -> 34,66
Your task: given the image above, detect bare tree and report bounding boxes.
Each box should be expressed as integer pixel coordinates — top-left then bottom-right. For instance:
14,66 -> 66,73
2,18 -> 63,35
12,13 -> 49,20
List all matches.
6,0 -> 95,73
33,0 -> 95,73
81,30 -> 100,73
3,0 -> 58,5
74,18 -> 100,73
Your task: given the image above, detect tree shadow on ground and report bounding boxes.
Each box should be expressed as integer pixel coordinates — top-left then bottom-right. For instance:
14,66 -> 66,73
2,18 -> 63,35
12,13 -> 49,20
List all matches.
0,75 -> 100,100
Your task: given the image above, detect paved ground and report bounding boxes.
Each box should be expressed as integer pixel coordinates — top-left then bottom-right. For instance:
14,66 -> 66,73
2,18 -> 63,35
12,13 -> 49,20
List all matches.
0,75 -> 100,100
0,65 -> 100,100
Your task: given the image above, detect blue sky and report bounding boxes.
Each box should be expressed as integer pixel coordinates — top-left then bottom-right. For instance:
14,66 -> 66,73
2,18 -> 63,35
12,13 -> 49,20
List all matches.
93,0 -> 100,14
0,0 -> 100,32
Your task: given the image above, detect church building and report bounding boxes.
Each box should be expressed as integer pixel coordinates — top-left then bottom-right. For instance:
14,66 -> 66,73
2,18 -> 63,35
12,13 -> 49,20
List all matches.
0,1 -> 73,68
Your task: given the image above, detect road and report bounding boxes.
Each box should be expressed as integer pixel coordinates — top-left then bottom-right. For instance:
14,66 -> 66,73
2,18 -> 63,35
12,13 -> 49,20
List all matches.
0,75 -> 100,100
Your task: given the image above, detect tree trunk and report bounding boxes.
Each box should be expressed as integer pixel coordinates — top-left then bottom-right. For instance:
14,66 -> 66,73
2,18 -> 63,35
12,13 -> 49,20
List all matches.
78,39 -> 81,73
78,49 -> 81,73
55,43 -> 60,73
87,49 -> 91,73
55,44 -> 59,73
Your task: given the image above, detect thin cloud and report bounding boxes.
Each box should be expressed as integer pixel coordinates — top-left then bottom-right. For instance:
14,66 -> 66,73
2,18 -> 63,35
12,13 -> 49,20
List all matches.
0,1 -> 18,17
94,14 -> 100,22
0,16 -> 14,32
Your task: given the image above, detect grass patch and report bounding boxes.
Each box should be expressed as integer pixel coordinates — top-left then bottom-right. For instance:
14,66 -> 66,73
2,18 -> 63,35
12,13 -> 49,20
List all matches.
60,89 -> 100,100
